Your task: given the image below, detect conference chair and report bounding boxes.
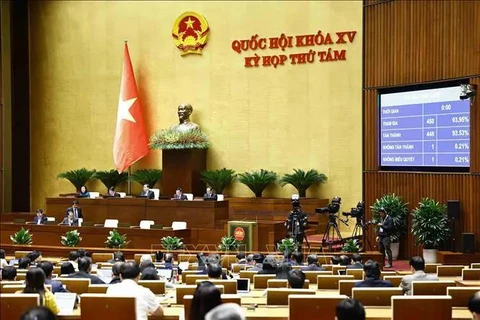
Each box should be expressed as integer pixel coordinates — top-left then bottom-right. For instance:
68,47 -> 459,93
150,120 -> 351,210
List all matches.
381,271 -> 397,279
437,265 -> 465,277
319,264 -> 334,271
289,295 -> 348,320
253,274 -> 276,289
267,279 -> 310,289
186,274 -> 209,285
15,251 -> 30,259
60,278 -> 91,294
184,193 -> 194,200
239,270 -> 257,283
471,263 -> 480,269
220,255 -> 238,269
171,221 -> 187,230
231,263 -> 252,273
384,275 -> 403,287
104,219 -> 119,228
266,288 -> 316,305
317,275 -> 354,290
91,253 -> 114,263
303,270 -> 332,284
80,294 -> 135,320
89,192 -> 100,199
150,189 -> 160,200
135,220 -> 155,229
181,270 -> 202,284
462,268 -> 480,280
178,254 -> 197,263
45,217 -> 56,225
411,280 -> 456,295
217,194 -> 224,201
1,285 -> 27,293
175,285 -> 225,304
16,273 -> 26,281
332,265 -> 346,275
88,284 -> 109,293
352,287 -> 403,306
425,263 -> 442,274
447,287 -> 480,307
117,192 -> 126,198
338,280 -> 360,297
196,279 -> 237,294
0,281 -> 25,292
183,294 -> 240,320
0,294 -> 39,319
392,295 -> 453,320
138,280 -> 166,294
346,269 -> 364,280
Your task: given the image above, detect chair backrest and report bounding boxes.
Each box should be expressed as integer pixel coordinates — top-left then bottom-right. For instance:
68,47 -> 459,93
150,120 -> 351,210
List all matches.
1,285 -> 27,293
150,189 -> 160,200
172,221 -> 187,230
338,280 -> 360,297
47,216 -> 55,222
178,254 -> 197,263
267,279 -> 309,289
0,293 -> 39,319
303,271 -> 332,284
332,265 -> 346,275
184,193 -> 194,201
217,194 -> 224,201
196,279 -> 237,294
52,266 -> 61,276
253,274 -> 276,289
462,268 -> 480,280
138,280 -> 166,294
447,286 -> 480,307
60,278 -> 91,294
181,270 -> 202,284
88,284 -> 109,293
239,270 -> 257,283
78,218 -> 84,226
0,281 -> 25,292
425,263 -> 442,274
117,192 -> 126,198
13,219 -> 25,224
176,285 -> 225,304
317,275 -> 354,289
15,251 -> 31,259
183,294 -> 240,319
352,287 -> 403,306
384,275 -> 404,287
392,295 -> 452,320
16,273 -> 26,281
91,253 -> 114,263
186,274 -> 209,285
232,264 -> 251,273
380,271 -> 396,279
266,288 -> 316,305
139,220 -> 155,229
411,280 -> 456,295
220,255 -> 238,269
346,269 -> 364,280
437,265 -> 465,277
89,192 -> 100,198
472,263 -> 480,269
289,294 -> 347,320
320,264 -> 334,271
80,294 -> 136,320
104,219 -> 119,228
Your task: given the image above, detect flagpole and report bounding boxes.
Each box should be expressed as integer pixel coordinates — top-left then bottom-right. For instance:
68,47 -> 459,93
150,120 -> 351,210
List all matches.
128,166 -> 132,195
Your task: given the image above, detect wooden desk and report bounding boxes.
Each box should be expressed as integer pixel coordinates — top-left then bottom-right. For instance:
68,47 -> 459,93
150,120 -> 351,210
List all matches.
456,280 -> 480,287
0,223 -> 190,250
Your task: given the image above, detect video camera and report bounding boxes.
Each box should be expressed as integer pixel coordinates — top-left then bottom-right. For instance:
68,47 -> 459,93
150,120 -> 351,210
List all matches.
342,202 -> 365,219
315,197 -> 342,214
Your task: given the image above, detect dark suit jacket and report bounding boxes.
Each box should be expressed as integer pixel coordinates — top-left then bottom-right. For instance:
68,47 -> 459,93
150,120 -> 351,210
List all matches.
66,207 -> 83,219
67,271 -> 105,284
302,264 -> 326,271
60,217 -> 79,226
109,277 -> 121,284
173,194 -> 188,200
203,193 -> 217,200
33,216 -> 48,225
354,277 -> 393,288
141,190 -> 155,199
45,279 -> 68,293
378,215 -> 393,237
346,262 -> 364,269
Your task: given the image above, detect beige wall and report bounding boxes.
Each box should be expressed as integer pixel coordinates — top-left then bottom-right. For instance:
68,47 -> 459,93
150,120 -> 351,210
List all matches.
30,1 -> 362,224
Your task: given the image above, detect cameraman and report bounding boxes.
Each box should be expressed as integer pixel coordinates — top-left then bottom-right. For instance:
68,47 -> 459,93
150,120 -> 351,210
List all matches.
285,199 -> 308,247
376,208 -> 393,268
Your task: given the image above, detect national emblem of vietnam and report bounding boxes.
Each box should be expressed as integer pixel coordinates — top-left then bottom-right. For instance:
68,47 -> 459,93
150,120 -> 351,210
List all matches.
172,12 -> 209,55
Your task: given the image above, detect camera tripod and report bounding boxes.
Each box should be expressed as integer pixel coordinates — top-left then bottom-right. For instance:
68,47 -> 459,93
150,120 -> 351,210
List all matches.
322,214 -> 343,251
289,214 -> 310,251
351,217 -> 373,251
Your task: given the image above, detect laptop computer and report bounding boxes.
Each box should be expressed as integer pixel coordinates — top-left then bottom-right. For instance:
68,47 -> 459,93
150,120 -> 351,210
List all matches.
237,278 -> 250,294
157,268 -> 173,281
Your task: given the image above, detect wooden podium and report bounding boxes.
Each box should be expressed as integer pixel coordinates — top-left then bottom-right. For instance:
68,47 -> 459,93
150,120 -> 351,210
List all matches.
162,149 -> 207,197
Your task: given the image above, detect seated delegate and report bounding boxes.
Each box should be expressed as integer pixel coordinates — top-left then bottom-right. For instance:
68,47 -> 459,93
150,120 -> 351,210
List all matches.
139,184 -> 155,199
203,187 -> 217,201
60,211 -> 79,226
33,209 -> 48,225
104,186 -> 121,198
172,187 -> 188,200
78,185 -> 90,198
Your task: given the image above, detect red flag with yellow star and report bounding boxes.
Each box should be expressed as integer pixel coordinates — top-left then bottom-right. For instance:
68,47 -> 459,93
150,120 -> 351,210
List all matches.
113,42 -> 149,173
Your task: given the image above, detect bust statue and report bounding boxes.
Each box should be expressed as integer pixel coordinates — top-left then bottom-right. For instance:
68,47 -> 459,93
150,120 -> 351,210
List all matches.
171,103 -> 200,133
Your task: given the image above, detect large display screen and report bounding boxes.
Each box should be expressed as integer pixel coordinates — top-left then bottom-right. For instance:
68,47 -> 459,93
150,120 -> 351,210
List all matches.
380,86 -> 470,169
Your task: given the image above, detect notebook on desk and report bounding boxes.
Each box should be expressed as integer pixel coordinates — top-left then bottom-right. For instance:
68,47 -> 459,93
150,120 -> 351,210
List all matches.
157,268 -> 173,281
55,292 -> 76,314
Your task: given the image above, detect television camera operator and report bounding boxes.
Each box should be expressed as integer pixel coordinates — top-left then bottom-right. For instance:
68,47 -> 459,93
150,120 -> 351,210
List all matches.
285,195 -> 308,248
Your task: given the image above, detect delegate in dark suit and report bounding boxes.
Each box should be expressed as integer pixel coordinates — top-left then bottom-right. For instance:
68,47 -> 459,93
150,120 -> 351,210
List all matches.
60,217 -> 79,226
65,206 -> 83,219
346,262 -> 364,270
173,193 -> 188,200
203,187 -> 217,200
354,260 -> 393,288
45,278 -> 68,293
33,216 -> 48,225
377,208 -> 393,267
140,190 -> 155,199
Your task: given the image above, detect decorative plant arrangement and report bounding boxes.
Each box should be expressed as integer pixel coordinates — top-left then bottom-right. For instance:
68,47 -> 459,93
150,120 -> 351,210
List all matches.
280,169 -> 327,197
277,238 -> 297,253
161,236 -> 184,250
342,239 -> 360,253
57,168 -> 95,192
105,229 -> 130,248
130,169 -> 162,187
370,194 -> 409,243
150,128 -> 210,150
10,227 -> 33,245
201,168 -> 236,194
218,236 -> 239,251
94,169 -> 128,190
411,198 -> 450,249
60,230 -> 82,247
238,169 -> 277,197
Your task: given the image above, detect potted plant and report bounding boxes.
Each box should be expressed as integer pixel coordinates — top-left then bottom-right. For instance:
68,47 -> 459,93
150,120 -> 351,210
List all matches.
218,236 -> 239,251
238,169 -> 277,198
10,227 -> 33,245
277,238 -> 298,254
411,198 -> 450,263
60,230 -> 82,247
161,236 -> 184,251
105,229 -> 130,249
201,168 -> 236,194
280,169 -> 327,198
150,128 -> 211,150
57,168 -> 95,192
370,194 -> 408,260
130,169 -> 162,187
342,239 -> 360,253
94,169 -> 128,191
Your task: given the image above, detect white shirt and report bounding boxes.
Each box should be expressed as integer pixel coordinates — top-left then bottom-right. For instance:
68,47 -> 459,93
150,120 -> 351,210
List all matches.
106,279 -> 160,320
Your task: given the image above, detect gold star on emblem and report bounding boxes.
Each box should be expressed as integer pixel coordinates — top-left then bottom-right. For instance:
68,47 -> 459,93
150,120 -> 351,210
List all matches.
118,97 -> 137,123
185,17 -> 194,29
